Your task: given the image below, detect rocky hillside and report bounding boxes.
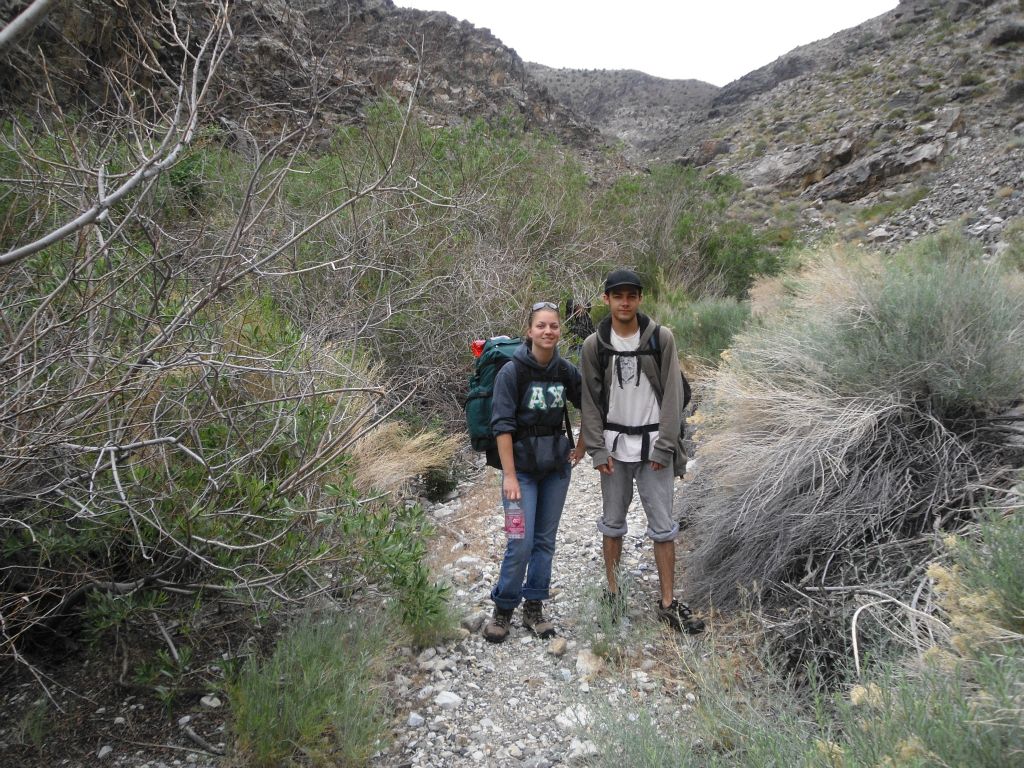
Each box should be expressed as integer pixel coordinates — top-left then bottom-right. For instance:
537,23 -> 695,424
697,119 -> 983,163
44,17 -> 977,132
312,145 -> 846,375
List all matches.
3,0 -> 1021,251
699,0 -> 1023,236
530,0 -> 1024,254
526,65 -> 718,160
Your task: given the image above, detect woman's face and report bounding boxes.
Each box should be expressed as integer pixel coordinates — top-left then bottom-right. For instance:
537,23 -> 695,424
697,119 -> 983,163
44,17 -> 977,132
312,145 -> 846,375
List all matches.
527,308 -> 561,352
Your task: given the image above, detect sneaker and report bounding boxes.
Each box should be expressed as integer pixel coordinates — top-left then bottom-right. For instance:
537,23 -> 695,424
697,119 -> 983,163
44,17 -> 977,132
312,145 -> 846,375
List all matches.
601,589 -> 626,623
483,606 -> 514,643
656,599 -> 705,634
522,600 -> 556,639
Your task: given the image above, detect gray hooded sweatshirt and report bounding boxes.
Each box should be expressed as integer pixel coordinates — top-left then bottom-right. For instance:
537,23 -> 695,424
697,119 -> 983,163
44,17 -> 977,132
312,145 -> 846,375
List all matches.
580,313 -> 687,476
490,343 -> 582,477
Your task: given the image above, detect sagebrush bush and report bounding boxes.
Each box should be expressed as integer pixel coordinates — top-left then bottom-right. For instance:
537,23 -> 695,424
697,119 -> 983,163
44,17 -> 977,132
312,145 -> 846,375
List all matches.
685,241 -> 1024,644
1000,216 -> 1024,272
584,507 -> 1024,767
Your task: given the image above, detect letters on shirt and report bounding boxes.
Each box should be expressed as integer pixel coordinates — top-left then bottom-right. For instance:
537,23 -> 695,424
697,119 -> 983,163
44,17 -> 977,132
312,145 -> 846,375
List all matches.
528,384 -> 565,410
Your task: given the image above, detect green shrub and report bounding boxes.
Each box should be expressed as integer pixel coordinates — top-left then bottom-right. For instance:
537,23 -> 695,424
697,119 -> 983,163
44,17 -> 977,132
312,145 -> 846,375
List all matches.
335,499 -> 457,647
654,294 -> 751,365
952,509 -> 1024,635
15,698 -> 51,754
596,165 -> 793,301
960,70 -> 985,87
230,613 -> 392,766
822,245 -> 1024,416
855,185 -> 929,223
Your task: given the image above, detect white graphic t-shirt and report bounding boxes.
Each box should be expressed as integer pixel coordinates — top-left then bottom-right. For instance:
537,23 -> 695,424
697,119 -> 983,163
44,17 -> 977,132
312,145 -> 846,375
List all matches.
603,329 -> 660,462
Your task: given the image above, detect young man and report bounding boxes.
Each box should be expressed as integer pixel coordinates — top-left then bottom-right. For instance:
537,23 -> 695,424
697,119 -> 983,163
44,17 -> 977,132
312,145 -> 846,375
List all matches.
580,269 -> 705,634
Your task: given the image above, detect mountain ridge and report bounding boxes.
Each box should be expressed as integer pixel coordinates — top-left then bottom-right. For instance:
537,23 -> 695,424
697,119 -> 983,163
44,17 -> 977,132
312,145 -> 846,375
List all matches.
2,0 -> 1022,251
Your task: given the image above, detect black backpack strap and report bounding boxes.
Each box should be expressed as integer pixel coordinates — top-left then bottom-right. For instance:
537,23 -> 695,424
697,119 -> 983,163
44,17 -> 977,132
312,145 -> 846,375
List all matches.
604,420 -> 659,462
512,357 -> 528,406
596,322 -> 659,417
650,324 -> 691,409
557,358 -> 574,442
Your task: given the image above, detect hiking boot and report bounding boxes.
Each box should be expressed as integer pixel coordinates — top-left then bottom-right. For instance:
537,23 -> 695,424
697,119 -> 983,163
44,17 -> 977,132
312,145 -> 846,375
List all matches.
601,589 -> 626,623
483,606 -> 514,643
656,599 -> 705,634
522,600 -> 556,639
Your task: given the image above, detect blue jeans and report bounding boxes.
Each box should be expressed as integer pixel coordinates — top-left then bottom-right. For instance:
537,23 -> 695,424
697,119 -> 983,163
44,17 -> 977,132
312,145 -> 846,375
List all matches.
491,469 -> 571,610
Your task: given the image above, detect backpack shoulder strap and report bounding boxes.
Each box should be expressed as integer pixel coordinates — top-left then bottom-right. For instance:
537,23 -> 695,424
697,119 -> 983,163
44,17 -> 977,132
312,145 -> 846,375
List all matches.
648,323 -> 663,361
557,358 -> 574,440
650,324 -> 692,408
511,357 -> 528,407
556,357 -> 573,384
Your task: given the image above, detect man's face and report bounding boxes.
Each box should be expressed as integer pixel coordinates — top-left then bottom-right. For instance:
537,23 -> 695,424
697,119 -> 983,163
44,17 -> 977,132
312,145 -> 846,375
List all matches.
603,286 -> 642,323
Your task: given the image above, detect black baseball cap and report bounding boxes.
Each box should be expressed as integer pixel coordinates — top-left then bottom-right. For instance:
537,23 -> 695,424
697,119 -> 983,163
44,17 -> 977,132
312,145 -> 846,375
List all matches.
603,268 -> 643,293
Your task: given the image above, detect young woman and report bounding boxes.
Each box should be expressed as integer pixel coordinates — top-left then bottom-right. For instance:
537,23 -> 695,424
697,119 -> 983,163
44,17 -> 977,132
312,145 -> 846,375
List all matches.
484,301 -> 585,643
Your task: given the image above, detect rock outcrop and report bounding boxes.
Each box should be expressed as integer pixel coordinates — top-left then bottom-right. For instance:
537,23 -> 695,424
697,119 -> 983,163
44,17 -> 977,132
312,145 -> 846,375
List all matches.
0,0 -> 598,151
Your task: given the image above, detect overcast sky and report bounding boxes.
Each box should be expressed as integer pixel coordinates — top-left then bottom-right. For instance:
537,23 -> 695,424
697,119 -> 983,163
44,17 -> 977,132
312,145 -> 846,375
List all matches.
397,1 -> 899,87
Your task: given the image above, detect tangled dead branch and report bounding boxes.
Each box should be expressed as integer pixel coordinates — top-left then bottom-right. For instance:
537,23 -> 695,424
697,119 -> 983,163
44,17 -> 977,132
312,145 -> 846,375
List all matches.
0,0 -> 459,684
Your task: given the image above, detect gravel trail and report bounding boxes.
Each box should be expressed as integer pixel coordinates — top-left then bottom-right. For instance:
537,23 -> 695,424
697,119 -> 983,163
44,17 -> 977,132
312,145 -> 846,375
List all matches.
372,458 -> 706,768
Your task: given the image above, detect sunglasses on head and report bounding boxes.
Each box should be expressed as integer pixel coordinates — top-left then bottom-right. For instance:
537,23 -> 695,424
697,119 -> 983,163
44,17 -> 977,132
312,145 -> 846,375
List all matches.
531,301 -> 559,312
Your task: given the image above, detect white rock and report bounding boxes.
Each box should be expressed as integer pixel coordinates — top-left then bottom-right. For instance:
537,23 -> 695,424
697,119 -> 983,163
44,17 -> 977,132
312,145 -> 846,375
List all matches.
97,745 -> 113,759
575,649 -> 604,678
555,704 -> 591,730
461,611 -> 487,633
434,691 -> 463,710
393,673 -> 412,689
199,694 -> 222,709
569,738 -> 601,759
417,685 -> 435,700
407,711 -> 425,727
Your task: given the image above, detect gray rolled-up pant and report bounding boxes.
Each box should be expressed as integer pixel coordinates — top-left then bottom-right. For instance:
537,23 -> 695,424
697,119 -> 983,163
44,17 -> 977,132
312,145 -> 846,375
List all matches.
597,459 -> 678,542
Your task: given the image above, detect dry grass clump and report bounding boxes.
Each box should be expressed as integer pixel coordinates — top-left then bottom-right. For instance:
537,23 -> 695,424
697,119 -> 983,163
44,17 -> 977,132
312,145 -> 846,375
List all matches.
348,421 -> 461,497
684,239 -> 1024,668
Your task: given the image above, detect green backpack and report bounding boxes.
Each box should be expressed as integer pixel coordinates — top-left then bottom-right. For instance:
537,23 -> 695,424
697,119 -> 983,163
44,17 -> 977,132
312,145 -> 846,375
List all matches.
464,336 -> 572,468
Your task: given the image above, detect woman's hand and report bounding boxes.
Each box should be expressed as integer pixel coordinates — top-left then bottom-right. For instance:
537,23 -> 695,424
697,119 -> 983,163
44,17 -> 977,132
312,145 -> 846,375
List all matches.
502,475 -> 521,502
568,448 -> 582,467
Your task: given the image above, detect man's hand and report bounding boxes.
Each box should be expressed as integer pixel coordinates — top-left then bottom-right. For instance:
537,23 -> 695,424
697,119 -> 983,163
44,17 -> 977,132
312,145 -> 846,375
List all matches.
597,457 -> 614,475
650,461 -> 665,471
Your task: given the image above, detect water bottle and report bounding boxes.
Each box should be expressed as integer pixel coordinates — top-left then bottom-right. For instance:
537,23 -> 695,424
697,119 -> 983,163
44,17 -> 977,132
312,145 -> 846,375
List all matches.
504,499 -> 525,540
